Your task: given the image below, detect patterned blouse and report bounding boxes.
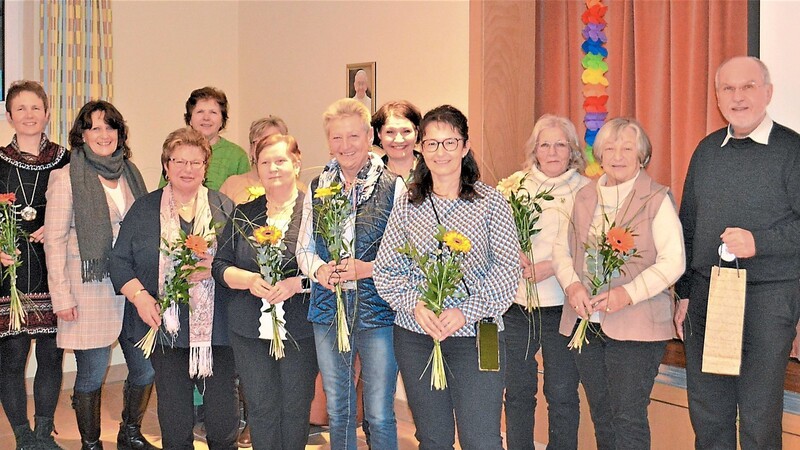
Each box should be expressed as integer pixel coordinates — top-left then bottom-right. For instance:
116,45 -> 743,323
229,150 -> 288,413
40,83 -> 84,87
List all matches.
373,181 -> 521,337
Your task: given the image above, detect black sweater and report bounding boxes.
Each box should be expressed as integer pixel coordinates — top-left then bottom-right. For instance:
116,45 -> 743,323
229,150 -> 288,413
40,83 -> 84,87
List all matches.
676,122 -> 800,299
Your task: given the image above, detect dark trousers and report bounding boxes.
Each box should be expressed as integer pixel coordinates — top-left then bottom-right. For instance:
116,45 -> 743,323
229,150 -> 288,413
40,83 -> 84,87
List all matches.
503,305 -> 579,450
229,333 -> 318,450
684,276 -> 800,450
150,345 -> 239,450
0,334 -> 63,426
573,325 -> 666,450
394,325 -> 505,450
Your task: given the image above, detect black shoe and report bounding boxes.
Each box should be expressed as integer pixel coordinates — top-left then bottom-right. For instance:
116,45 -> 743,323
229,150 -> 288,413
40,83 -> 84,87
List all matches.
72,389 -> 104,450
117,382 -> 158,450
13,423 -> 38,450
34,416 -> 63,450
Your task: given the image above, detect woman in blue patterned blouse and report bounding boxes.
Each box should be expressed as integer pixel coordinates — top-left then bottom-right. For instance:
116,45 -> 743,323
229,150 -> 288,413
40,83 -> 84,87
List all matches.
373,105 -> 521,450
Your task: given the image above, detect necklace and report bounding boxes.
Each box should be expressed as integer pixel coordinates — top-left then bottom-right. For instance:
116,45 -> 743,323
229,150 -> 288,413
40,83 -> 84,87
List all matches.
15,168 -> 40,221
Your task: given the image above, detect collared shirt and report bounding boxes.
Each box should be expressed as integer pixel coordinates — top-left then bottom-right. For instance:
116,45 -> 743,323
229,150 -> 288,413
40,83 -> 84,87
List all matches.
720,115 -> 773,147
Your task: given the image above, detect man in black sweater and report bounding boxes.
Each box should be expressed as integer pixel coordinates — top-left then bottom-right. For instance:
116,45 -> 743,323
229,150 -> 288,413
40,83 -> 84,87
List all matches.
675,56 -> 800,449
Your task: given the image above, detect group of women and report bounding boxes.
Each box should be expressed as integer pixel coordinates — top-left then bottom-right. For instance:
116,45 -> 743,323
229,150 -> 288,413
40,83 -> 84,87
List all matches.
0,78 -> 686,450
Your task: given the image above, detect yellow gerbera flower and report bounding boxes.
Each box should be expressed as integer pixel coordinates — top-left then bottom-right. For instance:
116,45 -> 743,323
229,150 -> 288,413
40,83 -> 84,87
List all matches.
253,225 -> 282,245
443,231 -> 471,253
314,187 -> 333,198
247,186 -> 266,200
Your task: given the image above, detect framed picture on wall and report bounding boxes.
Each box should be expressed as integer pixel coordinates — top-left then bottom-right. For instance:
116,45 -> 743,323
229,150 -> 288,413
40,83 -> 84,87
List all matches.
346,62 -> 376,114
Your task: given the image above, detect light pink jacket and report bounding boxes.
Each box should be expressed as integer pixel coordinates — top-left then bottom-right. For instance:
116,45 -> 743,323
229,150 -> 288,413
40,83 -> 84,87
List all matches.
44,166 -> 136,350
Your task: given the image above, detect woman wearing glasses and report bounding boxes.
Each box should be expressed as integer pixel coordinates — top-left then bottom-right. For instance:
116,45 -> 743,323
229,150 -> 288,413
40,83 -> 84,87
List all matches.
374,105 -> 520,449
501,115 -> 588,450
45,100 -> 156,450
110,127 -> 238,449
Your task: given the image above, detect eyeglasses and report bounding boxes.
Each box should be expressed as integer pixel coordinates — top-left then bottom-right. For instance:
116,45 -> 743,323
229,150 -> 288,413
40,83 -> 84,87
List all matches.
718,82 -> 761,96
421,138 -> 464,153
170,158 -> 206,169
537,141 -> 570,152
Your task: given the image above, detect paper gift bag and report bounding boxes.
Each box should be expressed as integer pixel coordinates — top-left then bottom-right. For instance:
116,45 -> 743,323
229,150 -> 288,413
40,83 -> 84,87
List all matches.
702,266 -> 747,375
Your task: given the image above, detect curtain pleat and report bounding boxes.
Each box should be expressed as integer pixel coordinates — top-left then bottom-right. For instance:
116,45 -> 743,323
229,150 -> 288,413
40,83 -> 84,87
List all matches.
40,0 -> 113,147
523,0 -> 747,203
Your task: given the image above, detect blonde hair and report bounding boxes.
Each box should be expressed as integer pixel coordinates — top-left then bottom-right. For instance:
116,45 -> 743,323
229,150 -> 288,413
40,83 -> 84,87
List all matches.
524,114 -> 586,173
322,98 -> 371,137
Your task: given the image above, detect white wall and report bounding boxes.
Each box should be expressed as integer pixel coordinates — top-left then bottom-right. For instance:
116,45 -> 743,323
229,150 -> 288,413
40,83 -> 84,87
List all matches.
761,0 -> 800,132
237,1 -> 469,183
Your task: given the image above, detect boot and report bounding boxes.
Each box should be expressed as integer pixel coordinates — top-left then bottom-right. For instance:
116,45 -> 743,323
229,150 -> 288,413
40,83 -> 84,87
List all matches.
34,416 -> 64,450
116,382 -> 157,450
12,422 -> 38,450
72,389 -> 104,450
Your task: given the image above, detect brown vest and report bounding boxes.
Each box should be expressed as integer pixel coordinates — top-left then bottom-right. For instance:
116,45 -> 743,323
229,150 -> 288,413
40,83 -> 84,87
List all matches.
559,171 -> 676,341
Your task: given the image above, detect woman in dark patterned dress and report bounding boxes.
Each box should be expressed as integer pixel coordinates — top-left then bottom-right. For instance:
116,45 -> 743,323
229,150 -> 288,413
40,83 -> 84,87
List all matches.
0,81 -> 69,449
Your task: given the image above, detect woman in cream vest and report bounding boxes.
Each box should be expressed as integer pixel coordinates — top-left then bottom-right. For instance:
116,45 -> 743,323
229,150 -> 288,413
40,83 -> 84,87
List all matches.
553,118 -> 685,450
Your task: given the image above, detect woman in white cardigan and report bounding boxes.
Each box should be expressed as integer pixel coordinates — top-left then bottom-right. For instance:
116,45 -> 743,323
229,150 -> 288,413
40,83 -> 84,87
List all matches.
500,114 -> 589,450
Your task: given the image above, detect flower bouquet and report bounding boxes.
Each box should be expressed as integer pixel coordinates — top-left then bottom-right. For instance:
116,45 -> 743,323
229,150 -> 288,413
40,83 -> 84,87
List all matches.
568,222 -> 637,352
0,193 -> 37,332
313,183 -> 353,352
136,230 -> 215,358
251,224 -> 289,359
497,172 -> 553,313
397,225 -> 471,390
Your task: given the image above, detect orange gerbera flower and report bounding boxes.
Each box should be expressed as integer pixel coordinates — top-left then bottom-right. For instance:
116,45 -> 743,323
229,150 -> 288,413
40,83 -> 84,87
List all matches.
606,227 -> 634,254
184,234 -> 209,255
253,225 -> 282,246
0,193 -> 17,205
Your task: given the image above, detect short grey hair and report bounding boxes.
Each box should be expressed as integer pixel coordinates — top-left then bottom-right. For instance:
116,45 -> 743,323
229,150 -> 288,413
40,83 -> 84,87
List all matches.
592,117 -> 652,168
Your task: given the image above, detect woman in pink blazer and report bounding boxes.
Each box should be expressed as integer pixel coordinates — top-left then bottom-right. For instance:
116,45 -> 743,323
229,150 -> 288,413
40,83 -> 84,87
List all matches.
44,101 -> 156,450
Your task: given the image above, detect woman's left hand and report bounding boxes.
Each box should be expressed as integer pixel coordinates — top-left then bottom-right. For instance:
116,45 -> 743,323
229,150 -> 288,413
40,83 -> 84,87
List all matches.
263,277 -> 302,304
590,286 -> 632,314
187,252 -> 213,283
438,308 -> 466,341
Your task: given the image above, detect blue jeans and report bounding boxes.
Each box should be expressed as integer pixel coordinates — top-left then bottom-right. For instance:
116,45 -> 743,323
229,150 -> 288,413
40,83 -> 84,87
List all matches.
73,336 -> 155,393
314,323 -> 398,450
503,305 -> 580,450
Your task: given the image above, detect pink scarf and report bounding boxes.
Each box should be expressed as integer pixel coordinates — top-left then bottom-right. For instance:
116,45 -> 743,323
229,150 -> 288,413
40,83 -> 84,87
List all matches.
158,184 -> 216,378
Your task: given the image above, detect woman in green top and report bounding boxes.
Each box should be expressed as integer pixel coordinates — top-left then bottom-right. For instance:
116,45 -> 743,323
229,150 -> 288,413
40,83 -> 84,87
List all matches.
161,86 -> 249,190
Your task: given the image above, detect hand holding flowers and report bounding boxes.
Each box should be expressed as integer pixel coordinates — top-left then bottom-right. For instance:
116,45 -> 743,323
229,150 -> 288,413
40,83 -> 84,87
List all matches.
497,172 -> 553,313
250,224 -> 291,359
135,229 -> 215,358
397,225 -> 472,390
0,192 -> 39,331
568,223 -> 637,352
313,182 -> 353,352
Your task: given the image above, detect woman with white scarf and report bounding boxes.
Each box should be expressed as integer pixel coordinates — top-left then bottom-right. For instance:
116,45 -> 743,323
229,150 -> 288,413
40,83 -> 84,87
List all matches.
500,115 -> 588,450
110,127 -> 237,449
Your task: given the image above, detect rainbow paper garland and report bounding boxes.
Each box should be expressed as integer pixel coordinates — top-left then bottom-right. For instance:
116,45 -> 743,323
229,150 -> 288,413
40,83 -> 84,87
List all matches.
581,0 -> 608,177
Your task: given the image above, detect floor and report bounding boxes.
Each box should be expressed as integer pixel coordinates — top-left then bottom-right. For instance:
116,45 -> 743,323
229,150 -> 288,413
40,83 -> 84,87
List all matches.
0,379 -> 512,450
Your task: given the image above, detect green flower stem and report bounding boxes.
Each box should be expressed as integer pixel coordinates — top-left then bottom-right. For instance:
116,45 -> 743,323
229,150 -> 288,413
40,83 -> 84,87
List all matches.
335,284 -> 351,353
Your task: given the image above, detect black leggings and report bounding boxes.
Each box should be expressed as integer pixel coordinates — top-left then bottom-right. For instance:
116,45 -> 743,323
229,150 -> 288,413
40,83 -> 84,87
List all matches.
0,334 -> 64,426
